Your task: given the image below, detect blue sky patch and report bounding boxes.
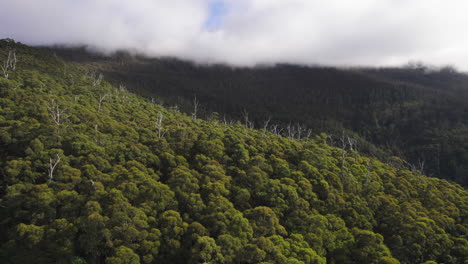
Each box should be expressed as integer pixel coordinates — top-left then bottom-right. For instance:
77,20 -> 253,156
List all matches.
204,1 -> 228,31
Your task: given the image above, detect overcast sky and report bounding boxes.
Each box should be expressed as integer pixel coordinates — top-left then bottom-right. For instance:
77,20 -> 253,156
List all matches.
1,0 -> 468,69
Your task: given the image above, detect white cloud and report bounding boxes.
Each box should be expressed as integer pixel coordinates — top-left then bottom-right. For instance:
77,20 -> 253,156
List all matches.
1,0 -> 468,69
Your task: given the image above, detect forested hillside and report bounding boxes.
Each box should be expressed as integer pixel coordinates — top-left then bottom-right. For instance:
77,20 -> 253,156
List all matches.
48,46 -> 468,186
1,40 -> 467,264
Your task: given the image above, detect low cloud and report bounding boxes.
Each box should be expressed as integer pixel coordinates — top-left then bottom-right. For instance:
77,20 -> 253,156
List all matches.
1,0 -> 468,70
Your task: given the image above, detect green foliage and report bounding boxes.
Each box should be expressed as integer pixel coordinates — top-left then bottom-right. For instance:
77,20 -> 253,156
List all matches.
0,40 -> 467,264
106,246 -> 140,264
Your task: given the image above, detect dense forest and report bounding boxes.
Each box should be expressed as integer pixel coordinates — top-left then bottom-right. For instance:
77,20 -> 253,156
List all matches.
48,46 -> 468,186
1,39 -> 467,264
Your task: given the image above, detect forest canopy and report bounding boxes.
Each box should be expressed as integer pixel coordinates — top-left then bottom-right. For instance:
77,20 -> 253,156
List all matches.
0,39 -> 467,264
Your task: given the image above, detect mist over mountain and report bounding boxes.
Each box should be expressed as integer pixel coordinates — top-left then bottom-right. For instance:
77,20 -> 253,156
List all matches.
2,0 -> 468,69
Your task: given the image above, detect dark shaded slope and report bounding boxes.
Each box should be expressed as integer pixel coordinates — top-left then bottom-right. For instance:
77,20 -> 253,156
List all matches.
47,46 -> 468,185
360,65 -> 468,93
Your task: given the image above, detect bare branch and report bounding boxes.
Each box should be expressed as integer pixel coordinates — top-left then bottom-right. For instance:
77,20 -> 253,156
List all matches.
155,112 -> 165,138
192,96 -> 199,121
296,123 -> 307,140
89,179 -> 97,191
11,50 -> 17,70
92,73 -> 103,86
47,99 -> 69,126
1,50 -> 17,79
286,123 -> 297,139
222,115 -> 235,128
48,154 -> 61,184
223,115 -> 228,127
347,136 -> 356,151
263,117 -> 271,132
242,109 -> 249,128
418,159 -> 425,172
97,93 -> 109,112
270,124 -> 278,135
340,131 -> 347,178
247,120 -> 254,129
270,124 -> 283,137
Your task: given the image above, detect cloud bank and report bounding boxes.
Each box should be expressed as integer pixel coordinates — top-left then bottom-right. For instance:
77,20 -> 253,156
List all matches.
1,0 -> 468,69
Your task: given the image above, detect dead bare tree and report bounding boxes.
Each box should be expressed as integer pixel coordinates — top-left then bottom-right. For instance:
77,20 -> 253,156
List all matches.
10,51 -> 16,70
97,93 -> 109,112
296,124 -> 302,140
346,135 -> 360,161
286,123 -> 297,139
340,132 -> 348,176
270,124 -> 283,137
347,136 -> 357,151
155,112 -> 165,138
47,99 -> 69,140
223,115 -> 228,127
47,99 -> 69,126
48,154 -> 61,184
417,159 -> 426,183
222,115 -> 235,128
270,124 -> 278,135
263,117 -> 271,131
242,109 -> 249,127
92,73 -> 103,86
260,117 -> 271,139
192,96 -> 199,121
409,158 -> 426,184
242,109 -> 254,129
1,49 -> 17,79
89,179 -> 97,191
416,159 -> 425,173
296,123 -> 307,140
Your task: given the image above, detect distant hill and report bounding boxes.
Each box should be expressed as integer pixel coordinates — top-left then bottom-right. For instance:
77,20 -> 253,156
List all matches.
48,45 -> 468,186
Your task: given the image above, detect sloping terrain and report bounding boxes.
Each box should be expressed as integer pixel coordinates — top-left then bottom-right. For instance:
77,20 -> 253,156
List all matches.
49,46 -> 468,186
0,40 -> 467,264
